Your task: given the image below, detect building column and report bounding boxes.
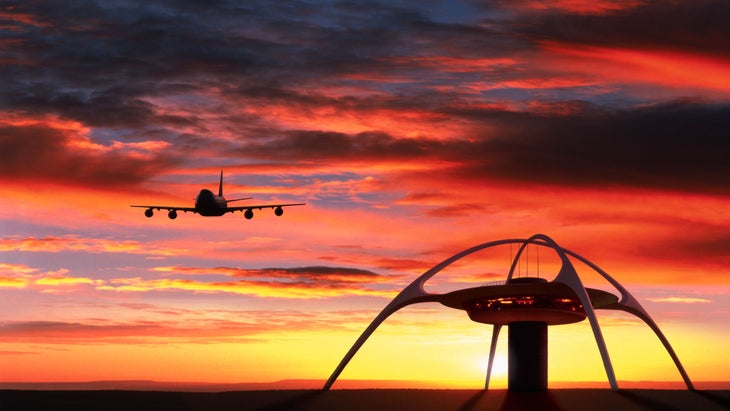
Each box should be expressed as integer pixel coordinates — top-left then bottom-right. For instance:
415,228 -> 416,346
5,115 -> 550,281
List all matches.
508,321 -> 548,391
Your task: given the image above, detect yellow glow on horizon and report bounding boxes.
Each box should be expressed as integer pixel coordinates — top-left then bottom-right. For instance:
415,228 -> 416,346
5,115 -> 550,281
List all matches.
1,315 -> 726,388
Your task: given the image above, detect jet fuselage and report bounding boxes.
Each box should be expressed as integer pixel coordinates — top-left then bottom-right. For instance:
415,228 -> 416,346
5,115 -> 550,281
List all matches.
195,189 -> 228,216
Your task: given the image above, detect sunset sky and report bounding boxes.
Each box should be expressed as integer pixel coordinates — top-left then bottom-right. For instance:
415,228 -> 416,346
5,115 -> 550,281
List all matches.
1,0 -> 728,389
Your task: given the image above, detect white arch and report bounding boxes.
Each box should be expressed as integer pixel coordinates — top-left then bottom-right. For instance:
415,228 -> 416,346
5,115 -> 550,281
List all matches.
322,234 -> 694,391
323,238 -> 520,390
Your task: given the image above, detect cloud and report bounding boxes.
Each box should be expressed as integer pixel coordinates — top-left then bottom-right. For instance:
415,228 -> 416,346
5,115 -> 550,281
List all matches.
1,260 -> 402,298
0,309 -> 377,344
0,350 -> 38,355
3,1 -> 729,196
619,227 -> 730,271
514,1 -> 730,59
0,235 -> 181,256
0,320 -> 235,344
0,1 -> 727,386
235,101 -> 730,194
468,101 -> 730,193
423,203 -> 492,218
373,257 -> 433,272
0,115 -> 178,187
242,130 -> 454,162
34,276 -> 101,287
0,276 -> 29,289
501,0 -> 646,15
540,42 -> 730,94
0,263 -> 100,291
156,265 -> 391,282
647,297 -> 712,304
107,265 -> 400,299
0,263 -> 37,288
0,263 -> 38,275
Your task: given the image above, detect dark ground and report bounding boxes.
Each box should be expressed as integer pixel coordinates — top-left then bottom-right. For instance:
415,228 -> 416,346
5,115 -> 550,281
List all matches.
1,389 -> 729,411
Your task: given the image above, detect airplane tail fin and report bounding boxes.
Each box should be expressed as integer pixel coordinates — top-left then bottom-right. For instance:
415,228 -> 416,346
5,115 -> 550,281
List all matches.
218,170 -> 224,197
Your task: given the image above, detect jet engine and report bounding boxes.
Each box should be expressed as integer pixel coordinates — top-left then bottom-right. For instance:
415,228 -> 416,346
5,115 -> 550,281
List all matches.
275,206 -> 284,216
145,208 -> 154,218
168,210 -> 178,219
244,209 -> 254,219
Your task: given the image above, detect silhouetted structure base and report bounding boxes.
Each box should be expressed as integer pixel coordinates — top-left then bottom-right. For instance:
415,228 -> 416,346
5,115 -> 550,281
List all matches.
508,321 -> 548,391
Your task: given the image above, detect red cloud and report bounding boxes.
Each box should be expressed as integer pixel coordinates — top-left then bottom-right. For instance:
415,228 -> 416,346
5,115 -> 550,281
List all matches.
540,41 -> 730,95
0,11 -> 51,29
509,0 -> 646,15
0,114 -> 178,188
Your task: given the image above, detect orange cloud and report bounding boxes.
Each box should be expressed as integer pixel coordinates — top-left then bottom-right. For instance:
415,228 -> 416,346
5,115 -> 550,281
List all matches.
0,112 -> 88,133
100,276 -> 396,299
647,297 -> 712,304
0,263 -> 38,288
152,265 -> 395,284
0,320 -> 238,344
232,97 -> 466,140
0,264 -> 104,291
0,308 -> 378,345
35,276 -> 101,287
0,236 -> 181,256
488,77 -> 600,91
0,276 -> 29,288
0,263 -> 38,275
66,136 -> 171,160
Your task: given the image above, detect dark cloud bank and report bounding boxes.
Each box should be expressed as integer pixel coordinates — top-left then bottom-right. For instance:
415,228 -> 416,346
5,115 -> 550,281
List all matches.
1,1 -> 729,194
245,102 -> 730,194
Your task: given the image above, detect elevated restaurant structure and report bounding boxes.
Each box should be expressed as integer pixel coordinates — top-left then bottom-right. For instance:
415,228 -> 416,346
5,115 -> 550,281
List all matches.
324,234 -> 694,391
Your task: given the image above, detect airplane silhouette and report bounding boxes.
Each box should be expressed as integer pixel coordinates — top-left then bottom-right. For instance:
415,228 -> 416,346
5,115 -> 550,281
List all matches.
131,171 -> 305,220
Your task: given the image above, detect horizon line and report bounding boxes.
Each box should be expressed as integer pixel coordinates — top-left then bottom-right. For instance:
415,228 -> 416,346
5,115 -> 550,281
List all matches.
2,379 -> 728,391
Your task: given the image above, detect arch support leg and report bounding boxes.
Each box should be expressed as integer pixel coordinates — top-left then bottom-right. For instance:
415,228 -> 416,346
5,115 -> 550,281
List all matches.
549,247 -> 618,389
322,293 -> 438,390
485,324 -> 502,390
322,306 -> 395,390
608,305 -> 695,390
561,247 -> 694,390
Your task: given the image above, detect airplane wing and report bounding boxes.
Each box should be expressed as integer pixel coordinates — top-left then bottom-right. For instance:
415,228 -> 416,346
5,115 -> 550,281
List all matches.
131,205 -> 198,213
131,205 -> 197,219
225,203 -> 306,218
131,203 -> 305,219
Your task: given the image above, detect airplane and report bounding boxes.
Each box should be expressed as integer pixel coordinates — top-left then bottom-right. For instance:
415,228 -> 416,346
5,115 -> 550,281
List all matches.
131,171 -> 305,220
